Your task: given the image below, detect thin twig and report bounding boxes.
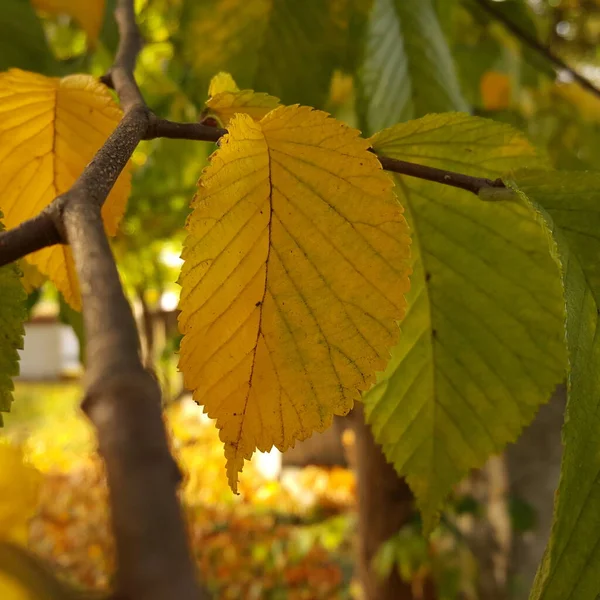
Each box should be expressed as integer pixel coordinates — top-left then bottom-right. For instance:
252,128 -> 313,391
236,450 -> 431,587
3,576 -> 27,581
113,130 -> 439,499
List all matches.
147,116 -> 226,143
377,155 -> 505,194
472,0 -> 600,99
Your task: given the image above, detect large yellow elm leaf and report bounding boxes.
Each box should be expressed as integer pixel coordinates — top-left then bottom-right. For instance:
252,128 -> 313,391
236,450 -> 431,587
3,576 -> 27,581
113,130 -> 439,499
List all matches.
367,113 -> 567,531
178,106 -> 411,491
204,72 -> 280,127
0,69 -> 131,309
30,0 -> 105,45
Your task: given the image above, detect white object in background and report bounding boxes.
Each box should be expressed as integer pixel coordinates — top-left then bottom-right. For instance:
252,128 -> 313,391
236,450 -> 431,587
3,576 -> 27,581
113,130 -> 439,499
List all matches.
17,321 -> 81,380
253,448 -> 282,480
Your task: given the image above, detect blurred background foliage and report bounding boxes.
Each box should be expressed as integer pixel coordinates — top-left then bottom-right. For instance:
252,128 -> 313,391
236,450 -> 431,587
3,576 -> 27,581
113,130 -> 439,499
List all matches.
4,0 -> 600,598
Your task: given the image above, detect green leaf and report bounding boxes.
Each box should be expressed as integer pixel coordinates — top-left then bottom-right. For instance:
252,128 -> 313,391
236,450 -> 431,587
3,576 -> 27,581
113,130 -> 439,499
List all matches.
0,215 -> 26,424
366,113 -> 567,531
508,171 -> 600,600
0,0 -> 56,74
357,0 -> 468,134
177,0 -> 370,108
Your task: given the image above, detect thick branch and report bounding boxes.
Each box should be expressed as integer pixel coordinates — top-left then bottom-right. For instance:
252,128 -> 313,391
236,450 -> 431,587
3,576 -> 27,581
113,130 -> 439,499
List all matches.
0,210 -> 62,265
64,203 -> 199,600
473,0 -> 600,99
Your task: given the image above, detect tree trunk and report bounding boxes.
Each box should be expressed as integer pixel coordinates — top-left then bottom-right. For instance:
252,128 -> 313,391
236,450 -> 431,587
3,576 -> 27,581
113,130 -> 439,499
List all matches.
505,385 -> 566,598
350,403 -> 436,600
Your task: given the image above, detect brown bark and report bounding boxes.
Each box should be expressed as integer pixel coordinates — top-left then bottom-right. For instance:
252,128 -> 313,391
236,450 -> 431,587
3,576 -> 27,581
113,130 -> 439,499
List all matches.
350,404 -> 436,600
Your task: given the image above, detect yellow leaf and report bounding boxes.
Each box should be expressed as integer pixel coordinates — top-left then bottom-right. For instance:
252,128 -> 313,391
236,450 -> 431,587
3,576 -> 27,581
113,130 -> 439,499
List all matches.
554,82 -> 600,122
480,71 -> 512,111
31,0 -> 105,45
0,444 -> 41,545
178,106 -> 411,491
0,70 -> 131,309
205,72 -> 280,127
208,72 -> 240,96
0,576 -> 32,600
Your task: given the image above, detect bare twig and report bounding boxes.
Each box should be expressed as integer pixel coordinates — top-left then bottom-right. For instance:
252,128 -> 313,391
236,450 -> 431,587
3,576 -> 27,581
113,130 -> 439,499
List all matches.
146,116 -> 226,143
100,0 -> 145,111
472,0 -> 600,99
377,155 -> 505,194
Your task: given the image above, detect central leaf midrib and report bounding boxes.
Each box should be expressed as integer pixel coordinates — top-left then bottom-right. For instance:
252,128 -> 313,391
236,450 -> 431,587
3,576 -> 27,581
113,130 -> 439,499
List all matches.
233,132 -> 274,452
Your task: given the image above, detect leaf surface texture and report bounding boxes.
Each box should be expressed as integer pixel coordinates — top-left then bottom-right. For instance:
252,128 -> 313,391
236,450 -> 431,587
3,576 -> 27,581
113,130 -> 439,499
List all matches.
179,106 -> 411,489
368,114 -> 567,529
357,0 -> 467,133
205,73 -> 280,127
178,0 -> 372,108
510,172 -> 600,600
0,70 -> 131,308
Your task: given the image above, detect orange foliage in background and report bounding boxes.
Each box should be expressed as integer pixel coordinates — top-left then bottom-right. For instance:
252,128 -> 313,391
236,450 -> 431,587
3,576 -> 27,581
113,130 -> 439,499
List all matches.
25,402 -> 357,599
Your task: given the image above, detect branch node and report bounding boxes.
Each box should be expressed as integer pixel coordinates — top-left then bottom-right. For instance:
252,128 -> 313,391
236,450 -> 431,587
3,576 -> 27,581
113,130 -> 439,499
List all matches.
100,72 -> 115,90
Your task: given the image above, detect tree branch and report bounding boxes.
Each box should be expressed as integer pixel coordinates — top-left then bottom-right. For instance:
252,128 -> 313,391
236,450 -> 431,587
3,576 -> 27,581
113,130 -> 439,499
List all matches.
99,0 -> 145,111
145,120 -> 506,194
0,116 -> 508,269
0,210 -> 62,265
376,155 -> 505,194
0,0 -> 206,598
472,0 -> 600,99
146,117 -> 226,143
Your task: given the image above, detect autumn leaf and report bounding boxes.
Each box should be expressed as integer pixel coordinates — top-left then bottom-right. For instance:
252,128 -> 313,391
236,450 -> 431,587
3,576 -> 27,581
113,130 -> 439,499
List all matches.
0,444 -> 41,545
18,261 -> 45,295
208,72 -> 240,96
0,444 -> 69,599
0,69 -> 131,309
30,0 -> 106,45
367,113 -> 566,531
178,0 -> 369,109
179,106 -> 411,490
204,72 -> 280,127
480,71 -> 512,111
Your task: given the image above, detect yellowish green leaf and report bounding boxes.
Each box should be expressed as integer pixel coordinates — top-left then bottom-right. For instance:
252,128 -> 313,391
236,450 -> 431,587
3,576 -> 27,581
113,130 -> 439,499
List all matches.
208,72 -> 240,96
179,0 -> 369,109
31,0 -> 106,45
205,73 -> 280,127
0,69 -> 131,309
179,106 -> 411,491
17,261 -> 45,295
367,113 -> 566,531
